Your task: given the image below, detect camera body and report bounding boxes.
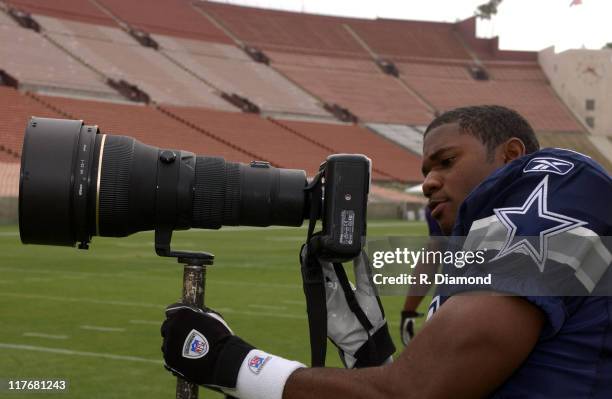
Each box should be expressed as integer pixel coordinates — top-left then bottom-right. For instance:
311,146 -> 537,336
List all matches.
316,154 -> 370,263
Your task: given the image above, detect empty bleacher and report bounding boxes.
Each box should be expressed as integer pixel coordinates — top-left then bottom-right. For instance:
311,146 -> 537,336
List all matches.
396,60 -> 472,80
36,16 -> 237,110
485,62 -> 548,82
0,87 -> 64,157
7,0 -> 116,26
96,0 -> 233,43
348,18 -> 472,62
403,73 -> 583,132
276,119 -> 424,182
0,0 -> 609,199
36,94 -> 251,163
366,123 -> 424,155
36,14 -> 135,44
155,35 -> 330,118
269,52 -> 433,124
164,106 -> 341,176
0,14 -> 117,98
196,1 -> 368,57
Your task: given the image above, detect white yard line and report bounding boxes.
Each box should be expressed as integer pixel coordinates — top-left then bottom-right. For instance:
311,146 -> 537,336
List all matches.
23,332 -> 69,340
248,304 -> 287,311
0,292 -> 305,320
80,325 -> 126,333
281,300 -> 304,305
0,343 -> 161,364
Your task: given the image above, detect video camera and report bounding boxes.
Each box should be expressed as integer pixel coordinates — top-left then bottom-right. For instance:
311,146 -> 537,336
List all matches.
19,117 -> 371,262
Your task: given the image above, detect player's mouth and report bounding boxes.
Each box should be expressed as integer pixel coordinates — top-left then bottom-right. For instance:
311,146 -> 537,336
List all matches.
428,199 -> 449,219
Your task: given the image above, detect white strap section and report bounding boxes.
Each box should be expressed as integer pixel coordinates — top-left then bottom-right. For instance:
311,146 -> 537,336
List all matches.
227,349 -> 305,399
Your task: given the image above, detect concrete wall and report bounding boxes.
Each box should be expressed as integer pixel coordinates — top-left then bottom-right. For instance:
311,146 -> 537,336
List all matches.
539,47 -> 612,136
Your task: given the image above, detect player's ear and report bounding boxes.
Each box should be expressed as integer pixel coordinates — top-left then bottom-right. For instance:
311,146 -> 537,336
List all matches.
502,138 -> 526,164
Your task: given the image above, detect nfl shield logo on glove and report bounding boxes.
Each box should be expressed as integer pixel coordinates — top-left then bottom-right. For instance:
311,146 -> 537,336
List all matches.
248,355 -> 271,374
182,329 -> 209,359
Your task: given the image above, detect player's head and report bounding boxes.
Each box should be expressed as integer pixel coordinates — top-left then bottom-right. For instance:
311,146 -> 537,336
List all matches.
421,105 -> 539,234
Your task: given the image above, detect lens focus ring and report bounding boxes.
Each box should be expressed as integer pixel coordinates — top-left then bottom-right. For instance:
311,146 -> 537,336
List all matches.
98,135 -> 134,236
193,157 -> 225,229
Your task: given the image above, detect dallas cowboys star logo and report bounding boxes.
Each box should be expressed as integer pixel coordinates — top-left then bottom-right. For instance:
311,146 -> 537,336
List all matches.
491,175 -> 586,271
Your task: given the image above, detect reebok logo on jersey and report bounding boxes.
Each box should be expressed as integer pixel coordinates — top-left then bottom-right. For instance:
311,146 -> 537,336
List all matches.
523,157 -> 574,175
182,329 -> 209,359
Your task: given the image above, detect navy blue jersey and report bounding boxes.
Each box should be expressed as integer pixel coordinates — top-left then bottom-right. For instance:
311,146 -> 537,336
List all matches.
427,148 -> 612,398
425,207 -> 443,237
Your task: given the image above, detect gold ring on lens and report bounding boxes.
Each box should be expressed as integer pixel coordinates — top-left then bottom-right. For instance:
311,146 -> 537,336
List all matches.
96,134 -> 107,236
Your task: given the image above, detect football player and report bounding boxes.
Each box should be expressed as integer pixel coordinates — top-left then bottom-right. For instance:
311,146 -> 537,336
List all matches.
161,105 -> 612,399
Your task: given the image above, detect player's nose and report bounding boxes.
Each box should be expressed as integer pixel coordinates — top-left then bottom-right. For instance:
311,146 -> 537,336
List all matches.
422,172 -> 442,198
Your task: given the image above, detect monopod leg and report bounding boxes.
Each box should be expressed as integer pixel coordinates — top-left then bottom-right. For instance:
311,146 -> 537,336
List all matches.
176,260 -> 206,399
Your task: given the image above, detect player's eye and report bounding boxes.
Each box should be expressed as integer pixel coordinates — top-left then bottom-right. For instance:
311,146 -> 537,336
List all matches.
440,157 -> 455,167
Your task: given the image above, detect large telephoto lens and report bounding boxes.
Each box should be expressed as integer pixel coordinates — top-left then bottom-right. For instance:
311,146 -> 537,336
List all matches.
19,117 -> 308,248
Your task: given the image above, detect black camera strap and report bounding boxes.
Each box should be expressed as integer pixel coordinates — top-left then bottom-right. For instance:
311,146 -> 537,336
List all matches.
300,173 -> 328,367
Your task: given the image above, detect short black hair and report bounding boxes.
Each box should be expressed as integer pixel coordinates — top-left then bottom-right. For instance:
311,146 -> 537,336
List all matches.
424,105 -> 540,159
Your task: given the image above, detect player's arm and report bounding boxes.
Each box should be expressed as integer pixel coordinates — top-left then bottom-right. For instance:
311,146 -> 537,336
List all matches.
283,294 -> 544,399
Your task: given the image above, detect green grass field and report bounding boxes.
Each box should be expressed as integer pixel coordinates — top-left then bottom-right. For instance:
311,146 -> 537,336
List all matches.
0,221 -> 428,398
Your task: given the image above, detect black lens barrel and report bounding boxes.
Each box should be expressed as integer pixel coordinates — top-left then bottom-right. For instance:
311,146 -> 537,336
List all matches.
19,117 -> 308,248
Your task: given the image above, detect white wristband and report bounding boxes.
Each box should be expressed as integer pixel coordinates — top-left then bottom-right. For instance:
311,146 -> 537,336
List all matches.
226,349 -> 306,399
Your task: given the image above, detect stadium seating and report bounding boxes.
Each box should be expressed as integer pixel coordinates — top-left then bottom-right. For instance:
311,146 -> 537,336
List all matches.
276,119 -> 424,182
0,0 -> 609,194
402,72 -> 583,132
35,94 -> 251,163
269,52 -> 433,124
155,35 -> 330,118
348,18 -> 472,61
164,105 -> 344,176
7,0 -> 116,26
366,124 -> 424,155
196,1 -> 368,57
0,87 -> 64,157
37,14 -> 134,44
36,16 -> 237,110
96,0 -> 233,43
485,62 -> 548,81
0,15 -> 117,98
